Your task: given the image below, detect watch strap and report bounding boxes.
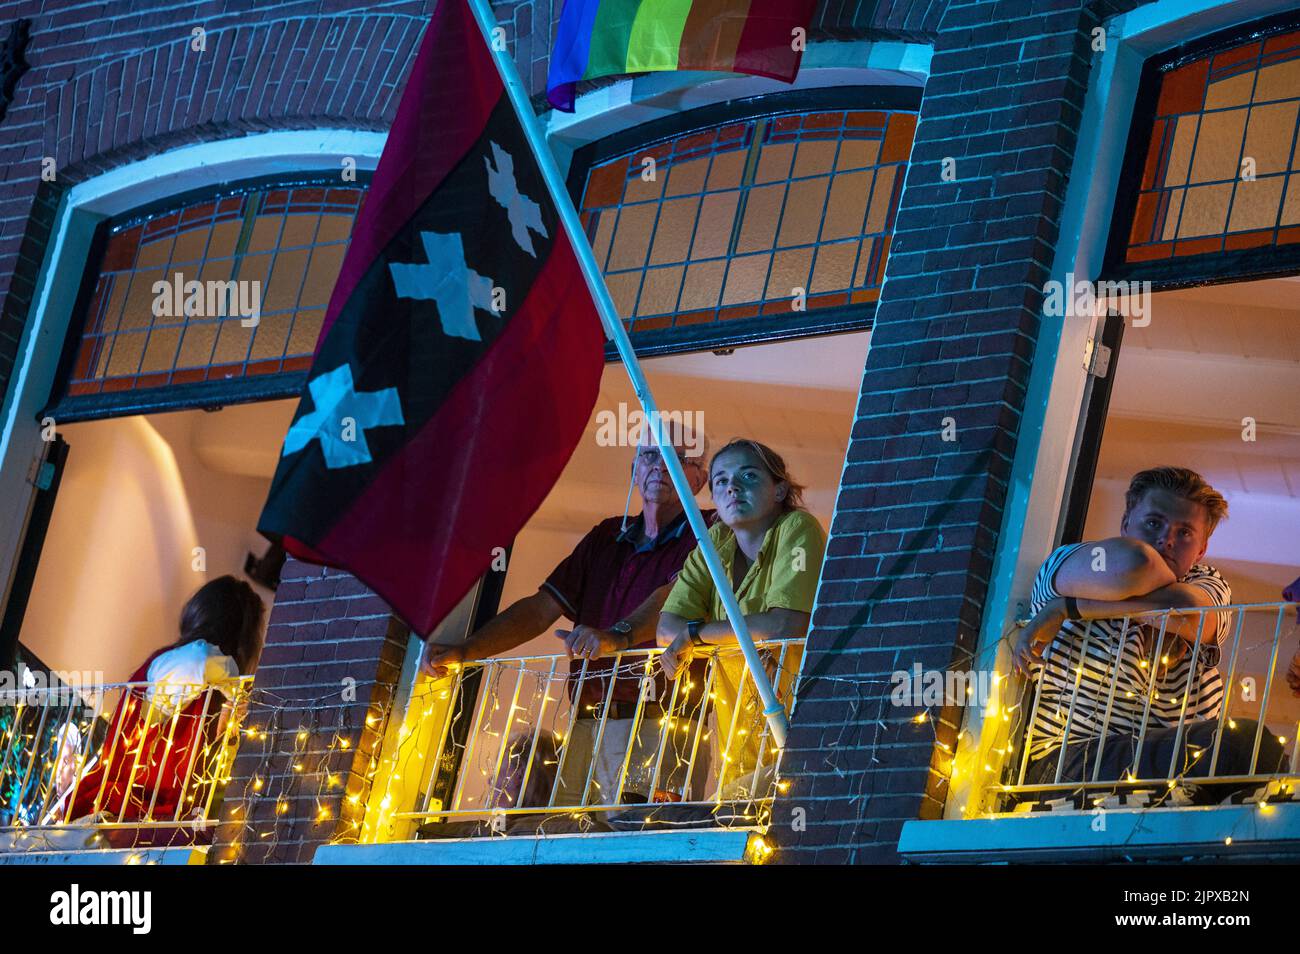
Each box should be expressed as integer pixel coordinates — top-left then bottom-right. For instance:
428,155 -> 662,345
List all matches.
611,620 -> 634,649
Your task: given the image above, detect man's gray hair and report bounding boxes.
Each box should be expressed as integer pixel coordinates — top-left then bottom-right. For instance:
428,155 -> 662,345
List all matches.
635,414 -> 709,463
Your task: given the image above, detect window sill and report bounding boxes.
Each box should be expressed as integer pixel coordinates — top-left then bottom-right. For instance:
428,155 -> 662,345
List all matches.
899,803 -> 1300,863
314,828 -> 762,865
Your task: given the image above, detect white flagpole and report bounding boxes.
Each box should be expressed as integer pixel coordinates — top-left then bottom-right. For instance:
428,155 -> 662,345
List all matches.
465,0 -> 790,748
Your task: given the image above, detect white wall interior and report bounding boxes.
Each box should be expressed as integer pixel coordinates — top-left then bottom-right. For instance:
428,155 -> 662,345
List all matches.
19,400 -> 294,683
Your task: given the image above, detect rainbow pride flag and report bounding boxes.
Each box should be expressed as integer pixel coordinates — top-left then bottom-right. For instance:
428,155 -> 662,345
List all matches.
547,0 -> 817,112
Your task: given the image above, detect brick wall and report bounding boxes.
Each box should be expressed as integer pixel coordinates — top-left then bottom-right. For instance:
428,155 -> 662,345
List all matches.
770,0 -> 1146,864
209,557 -> 408,865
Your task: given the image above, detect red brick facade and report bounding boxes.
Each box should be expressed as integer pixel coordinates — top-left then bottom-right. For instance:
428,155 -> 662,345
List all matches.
210,558 -> 406,865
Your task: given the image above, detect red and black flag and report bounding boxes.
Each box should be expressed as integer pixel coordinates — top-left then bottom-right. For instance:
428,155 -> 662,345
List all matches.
258,0 -> 606,635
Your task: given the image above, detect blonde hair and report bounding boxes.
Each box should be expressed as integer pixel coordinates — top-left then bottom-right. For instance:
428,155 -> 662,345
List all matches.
1124,466 -> 1228,535
709,439 -> 806,513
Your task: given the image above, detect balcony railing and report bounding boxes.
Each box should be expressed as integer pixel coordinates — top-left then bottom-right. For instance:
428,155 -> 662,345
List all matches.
371,639 -> 804,840
0,676 -> 251,852
997,602 -> 1299,810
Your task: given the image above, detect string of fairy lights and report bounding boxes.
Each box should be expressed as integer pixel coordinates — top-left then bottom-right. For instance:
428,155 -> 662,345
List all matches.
0,609 -> 1295,860
0,676 -> 386,860
747,610 -> 1298,856
0,681 -> 249,852
362,646 -> 799,844
215,683 -> 379,863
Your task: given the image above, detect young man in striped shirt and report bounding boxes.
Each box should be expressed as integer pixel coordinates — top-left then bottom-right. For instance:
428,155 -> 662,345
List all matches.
1011,466 -> 1287,796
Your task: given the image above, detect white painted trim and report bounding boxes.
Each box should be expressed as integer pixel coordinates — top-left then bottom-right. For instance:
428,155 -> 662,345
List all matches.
948,0 -> 1300,820
313,827 -> 757,865
543,39 -> 932,176
900,803 -> 1300,863
0,130 -> 385,624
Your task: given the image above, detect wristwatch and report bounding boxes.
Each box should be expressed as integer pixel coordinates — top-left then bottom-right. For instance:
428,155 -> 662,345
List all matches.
610,620 -> 634,649
686,619 -> 705,647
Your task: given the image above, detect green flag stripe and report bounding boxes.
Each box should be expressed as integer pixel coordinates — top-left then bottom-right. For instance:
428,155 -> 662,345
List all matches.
626,0 -> 695,72
584,0 -> 646,79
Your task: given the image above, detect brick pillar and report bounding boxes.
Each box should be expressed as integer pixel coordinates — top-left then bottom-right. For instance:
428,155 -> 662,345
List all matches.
209,558 -> 408,865
772,0 -> 1129,863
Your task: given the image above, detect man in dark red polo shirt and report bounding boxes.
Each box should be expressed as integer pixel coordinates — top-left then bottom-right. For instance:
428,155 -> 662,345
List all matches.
420,428 -> 713,807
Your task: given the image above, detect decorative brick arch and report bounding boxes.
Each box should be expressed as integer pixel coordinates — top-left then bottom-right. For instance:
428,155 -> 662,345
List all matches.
40,12 -> 427,184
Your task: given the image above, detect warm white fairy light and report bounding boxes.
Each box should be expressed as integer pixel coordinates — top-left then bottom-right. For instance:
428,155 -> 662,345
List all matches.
33,611 -> 1279,865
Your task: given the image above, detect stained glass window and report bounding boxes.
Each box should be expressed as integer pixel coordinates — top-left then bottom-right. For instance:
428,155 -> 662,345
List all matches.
65,185 -> 362,398
1125,29 -> 1300,263
578,108 -> 917,334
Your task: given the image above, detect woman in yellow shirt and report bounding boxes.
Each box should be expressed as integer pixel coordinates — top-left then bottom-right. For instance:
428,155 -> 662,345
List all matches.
657,439 -> 826,802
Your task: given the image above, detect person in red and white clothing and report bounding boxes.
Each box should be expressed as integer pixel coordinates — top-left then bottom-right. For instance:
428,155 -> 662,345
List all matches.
60,576 -> 265,845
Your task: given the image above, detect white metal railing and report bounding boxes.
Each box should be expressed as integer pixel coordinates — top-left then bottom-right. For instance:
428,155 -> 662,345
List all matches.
1003,602 -> 1300,803
385,639 -> 804,833
0,676 -> 251,845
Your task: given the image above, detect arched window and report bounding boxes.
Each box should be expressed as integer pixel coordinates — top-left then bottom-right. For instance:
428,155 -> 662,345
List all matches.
569,89 -> 920,355
48,176 -> 365,420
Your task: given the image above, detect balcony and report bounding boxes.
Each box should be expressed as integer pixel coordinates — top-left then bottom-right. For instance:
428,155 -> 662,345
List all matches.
318,639 -> 804,864
0,675 -> 251,865
901,602 -> 1300,862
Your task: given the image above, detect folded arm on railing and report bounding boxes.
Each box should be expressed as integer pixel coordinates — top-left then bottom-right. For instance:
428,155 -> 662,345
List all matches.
1013,540 -> 1229,676
420,588 -> 566,679
1051,537 -> 1177,601
1006,601 -> 1298,799
657,609 -> 808,681
558,583 -> 675,661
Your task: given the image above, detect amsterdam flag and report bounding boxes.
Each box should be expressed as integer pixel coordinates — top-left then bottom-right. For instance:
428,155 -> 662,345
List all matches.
258,0 -> 606,636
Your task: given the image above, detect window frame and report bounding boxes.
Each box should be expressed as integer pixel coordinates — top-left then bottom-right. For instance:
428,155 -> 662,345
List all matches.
1102,9 -> 1300,290
41,169 -> 372,424
564,86 -> 922,360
